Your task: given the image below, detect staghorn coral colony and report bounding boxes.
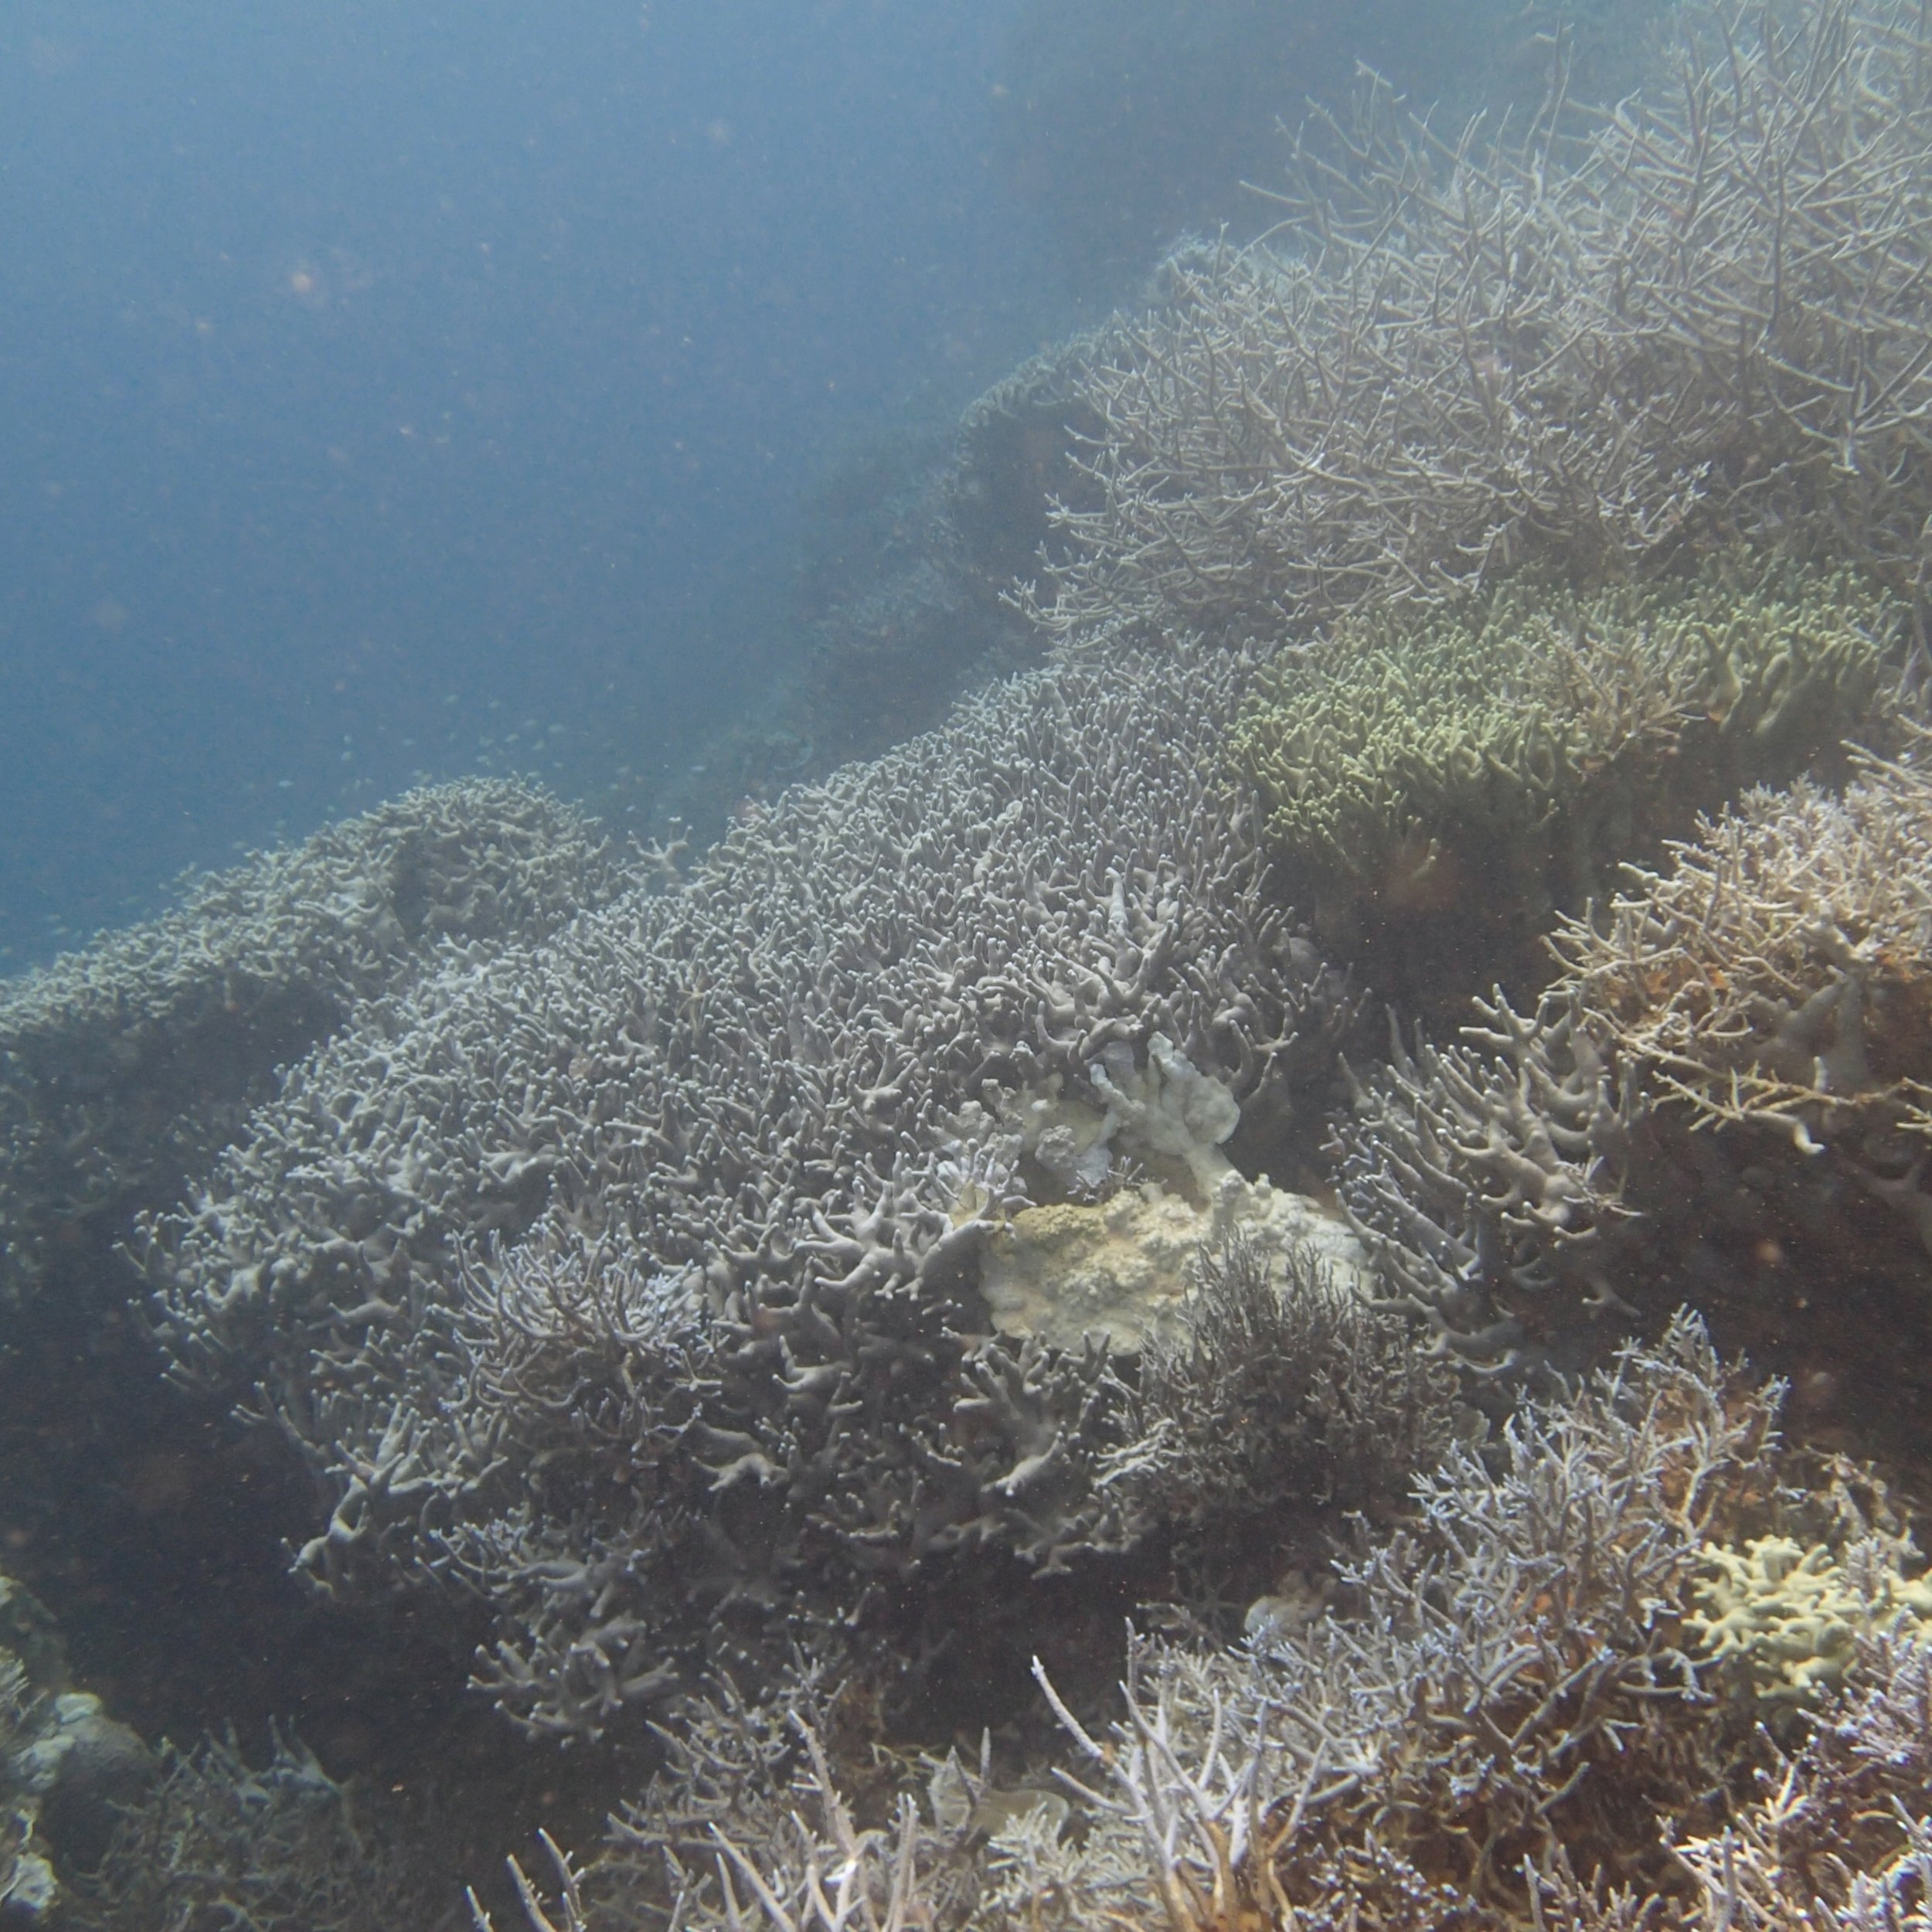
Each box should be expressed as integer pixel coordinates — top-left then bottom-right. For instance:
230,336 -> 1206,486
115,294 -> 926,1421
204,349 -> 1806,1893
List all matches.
0,777 -> 623,1319
1226,557 -> 1898,1011
8,1 -> 1932,1928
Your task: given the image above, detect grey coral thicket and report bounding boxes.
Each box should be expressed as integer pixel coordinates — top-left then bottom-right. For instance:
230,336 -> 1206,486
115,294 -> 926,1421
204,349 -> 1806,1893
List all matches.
148,644 -> 1345,1738
1019,0 -> 1932,646
492,1318 -> 1932,1932
0,777 -> 620,1311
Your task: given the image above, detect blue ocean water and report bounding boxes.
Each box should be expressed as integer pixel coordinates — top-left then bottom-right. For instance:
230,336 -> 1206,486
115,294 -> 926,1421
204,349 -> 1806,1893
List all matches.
0,0 -> 1067,966
0,0 -> 1573,973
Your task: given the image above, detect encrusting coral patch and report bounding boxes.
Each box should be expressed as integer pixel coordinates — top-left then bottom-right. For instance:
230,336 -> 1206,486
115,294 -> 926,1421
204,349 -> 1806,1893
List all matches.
1689,1532 -> 1932,1709
979,1178 -> 1366,1355
978,1029 -> 1371,1351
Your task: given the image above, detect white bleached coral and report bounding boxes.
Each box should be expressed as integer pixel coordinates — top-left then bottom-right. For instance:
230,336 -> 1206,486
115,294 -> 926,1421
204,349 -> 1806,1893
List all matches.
1005,1030 -> 1243,1201
0,777 -> 619,1312
149,641 -> 1349,1739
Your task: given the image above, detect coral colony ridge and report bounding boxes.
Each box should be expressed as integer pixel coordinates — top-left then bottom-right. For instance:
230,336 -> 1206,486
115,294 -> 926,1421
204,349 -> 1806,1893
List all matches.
7,0 -> 1932,1927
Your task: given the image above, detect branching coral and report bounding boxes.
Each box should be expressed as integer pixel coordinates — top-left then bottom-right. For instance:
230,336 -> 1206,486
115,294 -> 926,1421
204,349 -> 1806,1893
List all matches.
64,1728 -> 444,1932
1023,1315 -> 1780,1928
0,777 -> 618,1313
26,6 -> 1932,1927
1329,727 -> 1932,1368
1123,1231 -> 1462,1543
1667,1798 -> 1932,1932
474,1664 -> 998,1932
492,1317 -> 1932,1932
148,645 -> 1349,1740
987,0 -> 1576,290
1328,991 -> 1640,1370
1532,1632 -> 1932,1930
1546,740 -> 1932,1163
1739,1629 -> 1932,1915
1016,0 -> 1932,649
1229,559 -> 1897,969
1512,732 -> 1932,1378
2,1575 -> 434,1932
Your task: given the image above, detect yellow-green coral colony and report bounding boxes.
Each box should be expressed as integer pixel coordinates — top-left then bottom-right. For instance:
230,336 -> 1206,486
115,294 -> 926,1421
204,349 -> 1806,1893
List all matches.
1687,1532 -> 1932,1706
1228,557 -> 1898,947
